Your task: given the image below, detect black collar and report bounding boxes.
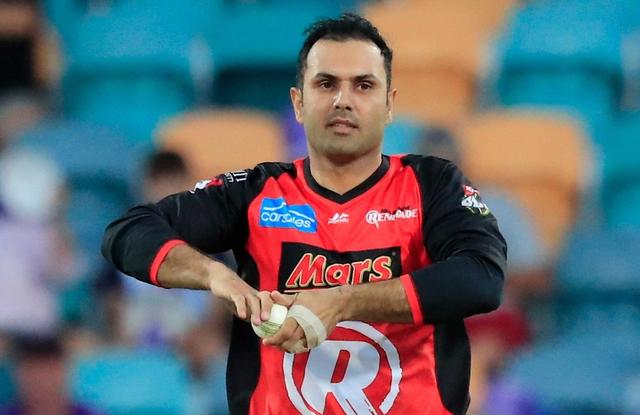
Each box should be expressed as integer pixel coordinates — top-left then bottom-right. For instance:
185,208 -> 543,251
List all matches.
303,155 -> 390,204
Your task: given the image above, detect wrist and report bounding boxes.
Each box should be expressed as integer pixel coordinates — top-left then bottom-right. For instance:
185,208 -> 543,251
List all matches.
334,285 -> 353,321
205,260 -> 230,290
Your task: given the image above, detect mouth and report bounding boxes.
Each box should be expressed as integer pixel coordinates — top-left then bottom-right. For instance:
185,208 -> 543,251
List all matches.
327,118 -> 358,134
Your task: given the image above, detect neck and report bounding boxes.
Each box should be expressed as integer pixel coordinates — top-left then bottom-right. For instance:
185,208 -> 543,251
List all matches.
308,149 -> 382,195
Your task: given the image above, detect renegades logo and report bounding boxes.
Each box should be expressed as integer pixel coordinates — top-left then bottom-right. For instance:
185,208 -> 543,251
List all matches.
278,243 -> 402,291
283,321 -> 402,414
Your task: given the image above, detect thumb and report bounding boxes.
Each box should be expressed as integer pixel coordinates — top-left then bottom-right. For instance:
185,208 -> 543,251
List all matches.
270,290 -> 296,307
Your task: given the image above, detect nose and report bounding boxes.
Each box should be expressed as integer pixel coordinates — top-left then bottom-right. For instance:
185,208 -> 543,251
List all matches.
333,84 -> 353,111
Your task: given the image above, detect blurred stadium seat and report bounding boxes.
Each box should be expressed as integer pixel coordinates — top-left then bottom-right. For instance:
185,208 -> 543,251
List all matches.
13,119 -> 136,264
156,109 -> 286,181
602,113 -> 640,229
382,116 -> 427,155
554,229 -> 640,334
71,349 -> 190,414
209,3 -> 344,112
52,0 -> 216,142
395,0 -> 517,36
494,1 -> 624,134
505,330 -> 640,415
17,3 -> 640,415
456,110 -> 593,256
364,1 -> 500,126
280,107 -> 308,161
504,228 -> 640,414
481,189 -> 546,272
0,359 -> 16,409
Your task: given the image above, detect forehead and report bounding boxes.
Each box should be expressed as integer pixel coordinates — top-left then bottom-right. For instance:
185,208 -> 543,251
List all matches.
305,39 -> 386,80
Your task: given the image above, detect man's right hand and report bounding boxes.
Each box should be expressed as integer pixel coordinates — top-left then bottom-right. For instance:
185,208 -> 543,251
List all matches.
207,261 -> 273,326
156,243 -> 274,325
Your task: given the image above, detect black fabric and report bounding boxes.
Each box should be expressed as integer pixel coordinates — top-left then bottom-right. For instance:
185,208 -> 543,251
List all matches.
0,38 -> 34,91
402,154 -> 507,414
101,162 -> 295,284
434,321 -> 471,415
227,250 -> 261,415
102,154 -> 507,414
401,154 -> 507,321
410,256 -> 503,322
303,155 -> 390,204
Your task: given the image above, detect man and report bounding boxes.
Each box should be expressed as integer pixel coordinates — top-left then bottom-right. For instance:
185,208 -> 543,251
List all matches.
102,13 -> 506,415
141,150 -> 192,204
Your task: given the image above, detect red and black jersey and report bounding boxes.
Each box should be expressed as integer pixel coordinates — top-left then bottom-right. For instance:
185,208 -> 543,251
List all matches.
102,154 -> 507,415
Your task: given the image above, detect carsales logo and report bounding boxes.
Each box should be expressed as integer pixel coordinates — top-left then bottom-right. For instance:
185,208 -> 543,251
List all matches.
365,207 -> 418,228
283,321 -> 401,414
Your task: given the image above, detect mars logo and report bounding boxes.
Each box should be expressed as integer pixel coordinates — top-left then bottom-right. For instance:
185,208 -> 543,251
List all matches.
286,254 -> 393,288
279,243 -> 402,291
283,321 -> 402,414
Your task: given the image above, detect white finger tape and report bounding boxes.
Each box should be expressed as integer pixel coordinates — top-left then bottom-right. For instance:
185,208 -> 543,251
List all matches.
287,305 -> 327,349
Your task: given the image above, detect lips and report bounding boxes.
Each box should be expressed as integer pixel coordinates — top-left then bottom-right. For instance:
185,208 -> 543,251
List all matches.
327,118 -> 358,129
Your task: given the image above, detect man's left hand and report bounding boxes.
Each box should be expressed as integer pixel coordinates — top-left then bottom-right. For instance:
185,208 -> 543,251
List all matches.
263,287 -> 347,353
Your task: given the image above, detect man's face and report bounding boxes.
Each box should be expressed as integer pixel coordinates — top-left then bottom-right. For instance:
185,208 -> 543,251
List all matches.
291,39 -> 395,162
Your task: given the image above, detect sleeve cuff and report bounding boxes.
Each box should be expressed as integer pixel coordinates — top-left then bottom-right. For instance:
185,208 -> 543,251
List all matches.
400,274 -> 424,325
149,239 -> 186,287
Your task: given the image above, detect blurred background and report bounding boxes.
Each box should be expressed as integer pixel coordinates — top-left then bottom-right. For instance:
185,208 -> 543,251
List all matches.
0,0 -> 639,414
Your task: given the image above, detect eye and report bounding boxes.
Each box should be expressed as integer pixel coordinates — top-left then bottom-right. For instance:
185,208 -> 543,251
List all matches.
318,80 -> 333,89
357,82 -> 373,91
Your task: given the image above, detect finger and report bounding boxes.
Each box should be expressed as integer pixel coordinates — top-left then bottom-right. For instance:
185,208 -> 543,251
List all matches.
245,293 -> 262,326
232,295 -> 247,321
263,317 -> 299,346
281,326 -> 306,353
270,290 -> 296,307
256,291 -> 274,321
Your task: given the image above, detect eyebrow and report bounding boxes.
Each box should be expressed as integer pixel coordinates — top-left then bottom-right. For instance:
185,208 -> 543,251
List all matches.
313,72 -> 379,83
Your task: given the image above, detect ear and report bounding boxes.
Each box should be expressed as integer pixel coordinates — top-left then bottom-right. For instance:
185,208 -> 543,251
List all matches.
385,87 -> 397,124
290,87 -> 304,123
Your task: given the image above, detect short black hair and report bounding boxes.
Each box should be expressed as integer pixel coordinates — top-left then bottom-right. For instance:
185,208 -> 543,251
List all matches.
296,13 -> 393,91
144,150 -> 188,179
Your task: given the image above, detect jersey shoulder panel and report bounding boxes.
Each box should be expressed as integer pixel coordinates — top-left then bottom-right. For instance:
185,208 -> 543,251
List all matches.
204,161 -> 297,203
399,154 -> 454,182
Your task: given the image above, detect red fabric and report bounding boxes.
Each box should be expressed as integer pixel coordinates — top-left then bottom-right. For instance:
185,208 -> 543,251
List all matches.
149,239 -> 186,287
465,307 -> 531,351
245,157 -> 451,414
400,274 -> 424,325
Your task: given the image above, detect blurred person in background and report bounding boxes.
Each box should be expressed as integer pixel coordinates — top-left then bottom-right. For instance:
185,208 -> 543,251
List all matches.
0,0 -> 40,92
0,149 -> 92,415
142,150 -> 193,204
102,13 -> 506,415
120,149 -> 231,351
465,190 -> 550,415
117,149 -> 231,413
0,91 -> 47,151
413,122 -> 547,414
418,125 -> 461,164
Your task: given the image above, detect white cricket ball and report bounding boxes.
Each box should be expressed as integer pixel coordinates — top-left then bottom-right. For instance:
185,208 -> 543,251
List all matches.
251,303 -> 288,338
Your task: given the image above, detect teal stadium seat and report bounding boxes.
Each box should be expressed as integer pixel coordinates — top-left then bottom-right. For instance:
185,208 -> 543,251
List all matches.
382,117 -> 427,155
14,120 -> 136,265
553,229 -> 640,335
49,0 -> 218,142
602,115 -> 640,229
71,349 -> 190,415
209,3 -> 349,112
505,331 -> 640,415
495,1 -> 624,135
504,229 -> 640,414
0,359 -> 16,409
